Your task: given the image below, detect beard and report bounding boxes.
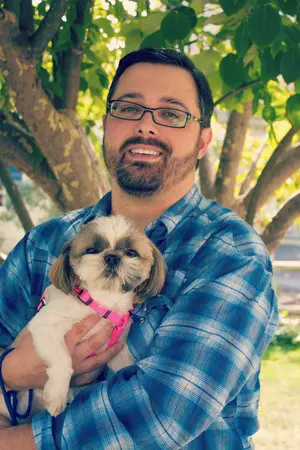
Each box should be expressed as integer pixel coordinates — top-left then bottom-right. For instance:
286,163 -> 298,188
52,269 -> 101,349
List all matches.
103,135 -> 200,198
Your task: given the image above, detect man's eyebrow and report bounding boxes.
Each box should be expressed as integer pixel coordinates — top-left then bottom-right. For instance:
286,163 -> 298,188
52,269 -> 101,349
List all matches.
114,93 -> 190,111
115,92 -> 143,101
160,96 -> 190,111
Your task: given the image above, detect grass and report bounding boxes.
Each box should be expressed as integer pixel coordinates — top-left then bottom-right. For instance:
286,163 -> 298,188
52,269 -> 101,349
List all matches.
254,344 -> 300,449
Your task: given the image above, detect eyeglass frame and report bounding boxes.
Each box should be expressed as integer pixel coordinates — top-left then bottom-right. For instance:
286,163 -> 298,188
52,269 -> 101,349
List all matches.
106,99 -> 203,129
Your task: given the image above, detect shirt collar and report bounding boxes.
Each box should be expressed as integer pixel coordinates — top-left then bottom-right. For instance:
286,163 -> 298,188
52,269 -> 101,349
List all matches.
81,184 -> 202,238
145,184 -> 202,238
82,191 -> 112,225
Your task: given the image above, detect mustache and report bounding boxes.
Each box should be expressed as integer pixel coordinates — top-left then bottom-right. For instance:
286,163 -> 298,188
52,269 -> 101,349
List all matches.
120,136 -> 171,155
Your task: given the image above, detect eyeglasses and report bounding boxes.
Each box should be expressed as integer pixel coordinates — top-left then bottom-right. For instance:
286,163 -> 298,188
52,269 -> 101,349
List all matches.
107,100 -> 203,129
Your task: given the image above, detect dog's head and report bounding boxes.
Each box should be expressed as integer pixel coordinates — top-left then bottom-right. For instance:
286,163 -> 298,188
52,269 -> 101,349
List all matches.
49,215 -> 166,302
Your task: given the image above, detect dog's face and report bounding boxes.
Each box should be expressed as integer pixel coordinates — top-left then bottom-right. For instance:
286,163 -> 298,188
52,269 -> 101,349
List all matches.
50,215 -> 166,302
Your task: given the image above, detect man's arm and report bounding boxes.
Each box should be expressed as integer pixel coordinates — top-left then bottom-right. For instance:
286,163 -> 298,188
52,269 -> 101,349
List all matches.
1,315 -> 121,390
28,255 -> 277,450
0,425 -> 36,450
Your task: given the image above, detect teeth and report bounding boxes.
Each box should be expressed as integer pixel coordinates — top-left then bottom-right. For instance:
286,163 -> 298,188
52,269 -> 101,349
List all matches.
130,149 -> 159,156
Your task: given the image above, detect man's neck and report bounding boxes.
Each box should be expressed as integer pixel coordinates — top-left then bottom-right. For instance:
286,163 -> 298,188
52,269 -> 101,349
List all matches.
111,178 -> 195,230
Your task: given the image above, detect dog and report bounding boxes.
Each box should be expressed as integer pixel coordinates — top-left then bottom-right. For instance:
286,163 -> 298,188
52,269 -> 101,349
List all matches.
0,215 -> 166,424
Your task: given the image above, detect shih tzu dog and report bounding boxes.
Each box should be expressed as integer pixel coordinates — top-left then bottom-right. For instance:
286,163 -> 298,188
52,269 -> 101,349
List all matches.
0,215 -> 166,424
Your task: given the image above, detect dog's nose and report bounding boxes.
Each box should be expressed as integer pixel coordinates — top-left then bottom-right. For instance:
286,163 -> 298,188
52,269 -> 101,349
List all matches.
104,254 -> 120,268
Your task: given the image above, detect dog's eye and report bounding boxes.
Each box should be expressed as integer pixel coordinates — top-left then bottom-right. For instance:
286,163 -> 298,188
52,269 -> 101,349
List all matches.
85,247 -> 100,254
125,249 -> 139,258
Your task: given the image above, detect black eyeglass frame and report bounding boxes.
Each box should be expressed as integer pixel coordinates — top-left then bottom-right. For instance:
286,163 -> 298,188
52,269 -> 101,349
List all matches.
106,100 -> 203,129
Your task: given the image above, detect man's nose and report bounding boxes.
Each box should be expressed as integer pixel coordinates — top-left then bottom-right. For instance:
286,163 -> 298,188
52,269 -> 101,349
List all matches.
135,110 -> 157,135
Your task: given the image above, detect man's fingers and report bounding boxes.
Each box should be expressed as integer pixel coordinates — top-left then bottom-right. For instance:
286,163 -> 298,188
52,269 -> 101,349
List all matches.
74,328 -> 113,360
65,315 -> 101,349
79,342 -> 123,373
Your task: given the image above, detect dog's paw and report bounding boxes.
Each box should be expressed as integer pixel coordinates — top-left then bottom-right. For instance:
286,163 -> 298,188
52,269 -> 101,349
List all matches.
43,379 -> 69,417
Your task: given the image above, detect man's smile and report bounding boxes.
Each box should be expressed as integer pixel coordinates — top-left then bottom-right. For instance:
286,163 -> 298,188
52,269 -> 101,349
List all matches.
124,146 -> 164,163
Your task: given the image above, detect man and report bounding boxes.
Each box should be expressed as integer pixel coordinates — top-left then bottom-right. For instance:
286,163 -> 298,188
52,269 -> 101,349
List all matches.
0,48 -> 278,449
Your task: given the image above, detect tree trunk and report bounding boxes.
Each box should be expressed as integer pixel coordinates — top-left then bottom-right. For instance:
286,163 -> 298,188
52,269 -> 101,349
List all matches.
214,102 -> 252,209
0,9 -> 110,212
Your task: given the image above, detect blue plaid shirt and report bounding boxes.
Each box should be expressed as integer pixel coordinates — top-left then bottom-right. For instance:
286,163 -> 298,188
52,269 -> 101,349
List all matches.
0,185 -> 278,449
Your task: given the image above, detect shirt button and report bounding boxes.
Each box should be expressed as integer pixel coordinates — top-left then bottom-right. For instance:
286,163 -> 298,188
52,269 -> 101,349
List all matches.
139,317 -> 146,323
142,304 -> 148,312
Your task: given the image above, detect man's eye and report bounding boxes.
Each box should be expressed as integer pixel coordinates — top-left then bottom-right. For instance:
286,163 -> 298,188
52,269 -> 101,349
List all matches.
85,248 -> 100,254
162,110 -> 180,119
121,106 -> 140,113
125,249 -> 139,258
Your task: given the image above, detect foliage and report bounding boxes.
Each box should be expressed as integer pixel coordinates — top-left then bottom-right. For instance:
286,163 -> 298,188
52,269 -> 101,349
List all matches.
265,311 -> 300,356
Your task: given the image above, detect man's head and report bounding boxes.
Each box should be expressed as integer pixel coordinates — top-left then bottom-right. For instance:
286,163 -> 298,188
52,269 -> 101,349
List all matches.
102,48 -> 213,198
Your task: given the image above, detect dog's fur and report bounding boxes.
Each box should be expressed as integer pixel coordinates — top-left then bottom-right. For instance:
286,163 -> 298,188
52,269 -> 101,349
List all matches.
0,215 -> 166,424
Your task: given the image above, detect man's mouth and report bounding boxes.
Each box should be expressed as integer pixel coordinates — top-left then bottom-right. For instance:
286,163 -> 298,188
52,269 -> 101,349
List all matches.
125,147 -> 163,162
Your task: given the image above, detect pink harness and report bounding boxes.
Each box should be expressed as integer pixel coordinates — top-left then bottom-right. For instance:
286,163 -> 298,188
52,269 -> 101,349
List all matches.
37,287 -> 132,349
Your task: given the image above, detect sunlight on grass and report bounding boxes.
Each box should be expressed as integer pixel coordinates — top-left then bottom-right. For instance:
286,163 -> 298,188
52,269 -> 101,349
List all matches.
254,347 -> 300,449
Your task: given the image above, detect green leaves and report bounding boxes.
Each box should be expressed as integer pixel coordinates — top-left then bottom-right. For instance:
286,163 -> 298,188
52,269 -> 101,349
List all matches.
276,0 -> 299,16
160,6 -> 197,42
234,22 -> 252,59
140,30 -> 166,49
219,0 -> 247,16
280,50 -> 300,84
260,48 -> 280,83
262,105 -> 276,123
286,94 -> 300,126
248,5 -> 282,48
140,6 -> 197,48
219,53 -> 248,89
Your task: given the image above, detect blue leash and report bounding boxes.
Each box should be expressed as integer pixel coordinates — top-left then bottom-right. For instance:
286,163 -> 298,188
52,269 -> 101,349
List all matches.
0,348 -> 33,425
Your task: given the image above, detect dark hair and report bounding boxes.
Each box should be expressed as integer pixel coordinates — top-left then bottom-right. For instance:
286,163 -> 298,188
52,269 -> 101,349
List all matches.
107,48 -> 214,128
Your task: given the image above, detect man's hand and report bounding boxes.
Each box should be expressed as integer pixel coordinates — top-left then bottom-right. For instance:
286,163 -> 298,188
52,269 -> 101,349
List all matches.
2,315 -> 123,390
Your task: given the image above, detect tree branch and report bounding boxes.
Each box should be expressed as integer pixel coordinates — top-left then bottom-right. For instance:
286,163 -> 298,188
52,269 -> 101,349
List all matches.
0,160 -> 34,231
245,126 -> 299,224
58,0 -> 92,110
252,145 -> 300,211
239,141 -> 267,196
3,0 -> 20,21
19,0 -> 34,35
214,101 -> 252,208
30,0 -> 69,57
0,132 -> 65,211
0,111 -> 34,141
214,79 -> 260,106
198,151 -> 216,198
261,191 -> 300,255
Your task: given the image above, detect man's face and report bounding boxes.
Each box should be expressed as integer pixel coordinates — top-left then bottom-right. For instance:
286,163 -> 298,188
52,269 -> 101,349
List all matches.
102,63 -> 212,197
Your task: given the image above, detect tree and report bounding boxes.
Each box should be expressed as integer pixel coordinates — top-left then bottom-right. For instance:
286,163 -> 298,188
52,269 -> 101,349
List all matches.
0,0 -> 299,255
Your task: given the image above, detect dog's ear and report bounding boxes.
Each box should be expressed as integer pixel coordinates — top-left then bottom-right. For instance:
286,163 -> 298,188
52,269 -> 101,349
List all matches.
49,245 -> 77,294
135,244 -> 166,300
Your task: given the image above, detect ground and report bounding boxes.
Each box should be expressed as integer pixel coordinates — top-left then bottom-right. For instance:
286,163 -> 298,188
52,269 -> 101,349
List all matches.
254,347 -> 300,449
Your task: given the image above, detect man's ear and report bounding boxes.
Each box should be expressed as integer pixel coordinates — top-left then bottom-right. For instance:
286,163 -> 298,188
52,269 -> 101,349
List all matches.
197,127 -> 213,160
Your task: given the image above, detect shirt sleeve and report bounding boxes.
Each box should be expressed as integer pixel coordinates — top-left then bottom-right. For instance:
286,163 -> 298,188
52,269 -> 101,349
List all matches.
0,233 -> 35,345
31,253 -> 278,449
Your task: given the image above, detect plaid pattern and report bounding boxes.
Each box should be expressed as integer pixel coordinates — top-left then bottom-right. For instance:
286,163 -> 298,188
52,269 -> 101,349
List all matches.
0,185 -> 278,449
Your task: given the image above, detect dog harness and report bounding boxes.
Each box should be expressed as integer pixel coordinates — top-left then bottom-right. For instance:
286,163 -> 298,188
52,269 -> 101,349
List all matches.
73,287 -> 132,348
38,288 -> 132,349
